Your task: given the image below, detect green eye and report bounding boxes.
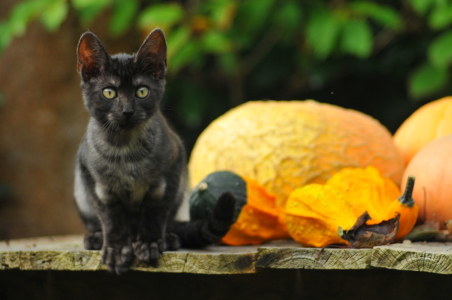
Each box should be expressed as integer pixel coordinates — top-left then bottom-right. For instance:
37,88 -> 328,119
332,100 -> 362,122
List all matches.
102,88 -> 116,99
136,87 -> 149,99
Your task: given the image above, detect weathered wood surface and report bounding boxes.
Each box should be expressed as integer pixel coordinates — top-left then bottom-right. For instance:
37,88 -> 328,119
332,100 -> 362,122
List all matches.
0,235 -> 257,274
2,235 -> 452,275
257,245 -> 372,270
372,241 -> 452,274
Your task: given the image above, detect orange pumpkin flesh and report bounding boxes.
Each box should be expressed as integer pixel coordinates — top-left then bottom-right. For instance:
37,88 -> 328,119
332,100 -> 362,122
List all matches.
394,96 -> 452,165
401,135 -> 452,226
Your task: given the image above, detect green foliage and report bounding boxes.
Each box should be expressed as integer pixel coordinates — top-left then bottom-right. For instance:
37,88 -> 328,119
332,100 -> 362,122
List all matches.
4,0 -> 452,144
349,2 -> 402,30
306,8 -> 342,59
138,3 -> 184,31
428,31 -> 452,68
109,0 -> 139,36
409,63 -> 449,98
340,19 -> 373,58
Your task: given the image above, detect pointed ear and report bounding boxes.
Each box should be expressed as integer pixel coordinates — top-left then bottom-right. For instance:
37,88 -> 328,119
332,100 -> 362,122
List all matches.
134,28 -> 167,79
77,31 -> 110,81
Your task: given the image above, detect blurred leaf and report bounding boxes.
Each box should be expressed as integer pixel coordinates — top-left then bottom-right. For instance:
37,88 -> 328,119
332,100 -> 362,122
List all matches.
409,0 -> 436,15
167,25 -> 191,60
7,0 -> 46,36
306,9 -> 341,59
218,52 -> 238,75
138,3 -> 184,30
210,0 -> 237,30
234,0 -> 274,44
409,63 -> 449,98
0,23 -> 11,54
429,4 -> 452,29
428,30 -> 452,68
273,1 -> 302,32
349,2 -> 402,30
169,41 -> 200,73
340,18 -> 373,58
0,0 -> 48,52
71,0 -> 112,23
109,0 -> 139,36
201,30 -> 233,53
40,0 -> 68,31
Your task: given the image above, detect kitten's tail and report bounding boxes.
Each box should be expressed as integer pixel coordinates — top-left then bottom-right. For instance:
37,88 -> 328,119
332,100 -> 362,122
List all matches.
168,192 -> 236,248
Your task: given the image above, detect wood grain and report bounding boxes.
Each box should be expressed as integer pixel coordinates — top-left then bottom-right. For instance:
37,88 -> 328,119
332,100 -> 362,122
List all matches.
257,246 -> 372,270
0,235 -> 258,274
371,242 -> 452,274
3,235 -> 452,275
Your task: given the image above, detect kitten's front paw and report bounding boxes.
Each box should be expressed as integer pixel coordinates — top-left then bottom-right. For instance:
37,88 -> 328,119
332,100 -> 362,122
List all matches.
133,239 -> 166,265
101,243 -> 133,275
84,231 -> 103,250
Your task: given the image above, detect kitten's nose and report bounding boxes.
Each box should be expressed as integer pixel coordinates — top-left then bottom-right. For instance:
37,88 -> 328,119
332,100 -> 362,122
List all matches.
122,110 -> 134,118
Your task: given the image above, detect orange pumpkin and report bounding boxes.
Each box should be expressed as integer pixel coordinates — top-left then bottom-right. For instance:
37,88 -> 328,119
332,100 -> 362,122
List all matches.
326,166 -> 418,240
401,135 -> 452,226
285,167 -> 417,247
394,96 -> 452,165
189,100 -> 405,208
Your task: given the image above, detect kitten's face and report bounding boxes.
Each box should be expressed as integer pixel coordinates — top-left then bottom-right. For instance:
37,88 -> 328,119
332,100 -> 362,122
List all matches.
77,30 -> 167,131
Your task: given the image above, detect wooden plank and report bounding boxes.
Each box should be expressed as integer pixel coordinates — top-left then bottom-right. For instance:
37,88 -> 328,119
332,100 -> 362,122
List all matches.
0,235 -> 258,274
371,241 -> 452,274
257,242 -> 372,270
183,245 -> 257,274
5,235 -> 452,275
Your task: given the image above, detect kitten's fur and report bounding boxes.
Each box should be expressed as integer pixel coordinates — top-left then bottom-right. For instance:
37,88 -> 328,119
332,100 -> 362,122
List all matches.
74,29 -> 235,274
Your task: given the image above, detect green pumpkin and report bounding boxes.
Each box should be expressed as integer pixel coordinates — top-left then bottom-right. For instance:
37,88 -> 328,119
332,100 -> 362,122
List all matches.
189,171 -> 247,222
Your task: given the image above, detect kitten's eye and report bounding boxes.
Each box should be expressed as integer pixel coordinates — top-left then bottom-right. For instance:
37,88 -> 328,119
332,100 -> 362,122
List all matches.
102,88 -> 116,99
136,87 -> 149,99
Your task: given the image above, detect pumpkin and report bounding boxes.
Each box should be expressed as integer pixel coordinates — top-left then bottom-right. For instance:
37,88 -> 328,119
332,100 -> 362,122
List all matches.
189,100 -> 405,208
325,166 -> 418,240
401,135 -> 452,226
325,166 -> 400,218
393,96 -> 452,165
284,167 -> 417,247
189,171 -> 289,245
285,184 -> 357,247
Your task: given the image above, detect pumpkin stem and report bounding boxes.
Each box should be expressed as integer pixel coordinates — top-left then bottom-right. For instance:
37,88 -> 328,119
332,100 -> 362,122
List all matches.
399,176 -> 415,207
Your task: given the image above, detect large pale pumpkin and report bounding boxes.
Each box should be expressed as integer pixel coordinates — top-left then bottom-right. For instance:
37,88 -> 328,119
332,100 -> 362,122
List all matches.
393,96 -> 452,165
401,135 -> 452,226
189,100 -> 405,207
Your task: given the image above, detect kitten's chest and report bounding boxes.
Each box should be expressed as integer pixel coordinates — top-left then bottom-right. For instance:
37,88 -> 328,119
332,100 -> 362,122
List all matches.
90,142 -> 163,202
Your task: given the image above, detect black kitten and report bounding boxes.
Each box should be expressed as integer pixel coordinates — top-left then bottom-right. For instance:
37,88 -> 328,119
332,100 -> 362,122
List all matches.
74,29 -> 235,274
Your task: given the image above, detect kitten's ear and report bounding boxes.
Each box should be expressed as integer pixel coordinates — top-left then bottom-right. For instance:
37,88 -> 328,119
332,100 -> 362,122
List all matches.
134,29 -> 167,79
77,31 -> 110,81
